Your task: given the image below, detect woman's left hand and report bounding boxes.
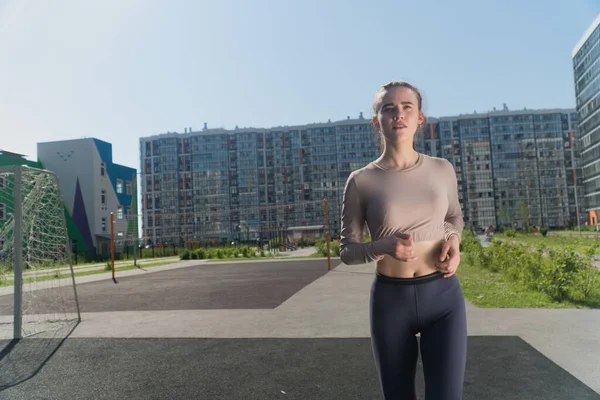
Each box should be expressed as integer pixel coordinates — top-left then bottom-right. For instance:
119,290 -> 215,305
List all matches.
436,235 -> 460,278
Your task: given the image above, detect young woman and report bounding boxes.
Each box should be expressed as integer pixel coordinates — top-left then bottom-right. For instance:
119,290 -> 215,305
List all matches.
339,81 -> 467,399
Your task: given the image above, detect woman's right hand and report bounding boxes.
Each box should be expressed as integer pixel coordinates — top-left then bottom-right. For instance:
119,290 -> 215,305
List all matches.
372,233 -> 418,262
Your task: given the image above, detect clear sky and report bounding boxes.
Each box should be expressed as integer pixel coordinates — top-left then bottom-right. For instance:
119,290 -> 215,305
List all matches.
1,0 -> 598,170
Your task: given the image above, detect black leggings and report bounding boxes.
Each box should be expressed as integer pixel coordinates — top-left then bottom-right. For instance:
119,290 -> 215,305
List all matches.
370,271 -> 467,400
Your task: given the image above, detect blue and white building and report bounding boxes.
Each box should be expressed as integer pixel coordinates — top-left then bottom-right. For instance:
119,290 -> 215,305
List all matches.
37,138 -> 137,257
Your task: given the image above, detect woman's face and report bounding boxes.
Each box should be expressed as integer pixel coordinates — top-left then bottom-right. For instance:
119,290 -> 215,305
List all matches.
373,86 -> 424,146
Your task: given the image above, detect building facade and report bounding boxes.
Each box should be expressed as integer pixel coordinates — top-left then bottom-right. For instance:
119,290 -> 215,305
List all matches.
416,108 -> 584,231
573,14 -> 600,225
140,107 -> 584,245
37,138 -> 137,258
140,120 -> 377,245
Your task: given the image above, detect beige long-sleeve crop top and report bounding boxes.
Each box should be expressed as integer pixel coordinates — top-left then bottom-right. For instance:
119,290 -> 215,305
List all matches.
339,153 -> 464,265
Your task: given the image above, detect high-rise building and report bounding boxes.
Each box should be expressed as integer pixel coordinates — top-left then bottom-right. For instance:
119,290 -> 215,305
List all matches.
573,14 -> 600,225
140,107 -> 583,245
417,108 -> 583,231
139,119 -> 378,245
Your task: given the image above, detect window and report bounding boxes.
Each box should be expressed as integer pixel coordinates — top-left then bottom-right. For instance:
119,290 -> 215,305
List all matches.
0,203 -> 4,220
101,190 -> 106,205
117,206 -> 123,220
100,162 -> 106,176
101,217 -> 106,232
126,180 -> 133,195
116,179 -> 123,194
117,232 -> 124,237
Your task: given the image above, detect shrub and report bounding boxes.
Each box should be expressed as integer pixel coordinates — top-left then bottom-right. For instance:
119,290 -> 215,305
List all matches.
195,249 -> 206,259
504,229 -> 516,238
573,243 -> 599,300
330,240 -> 341,257
298,237 -> 319,247
180,250 -> 191,260
489,240 -> 509,273
540,227 -> 549,237
539,246 -> 581,301
478,247 -> 493,270
462,237 -> 600,304
314,239 -> 341,257
459,230 -> 480,253
316,238 -> 327,256
242,247 -> 250,258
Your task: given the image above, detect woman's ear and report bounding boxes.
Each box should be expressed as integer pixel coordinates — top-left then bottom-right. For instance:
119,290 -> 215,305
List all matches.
371,116 -> 380,131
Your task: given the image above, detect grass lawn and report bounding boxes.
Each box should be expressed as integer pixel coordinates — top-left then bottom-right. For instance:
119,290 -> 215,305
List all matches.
457,258 -> 600,309
550,230 -> 599,237
206,254 -> 289,262
494,232 -> 600,254
285,253 -> 334,259
76,256 -> 178,265
0,261 -> 169,287
206,252 -> 330,261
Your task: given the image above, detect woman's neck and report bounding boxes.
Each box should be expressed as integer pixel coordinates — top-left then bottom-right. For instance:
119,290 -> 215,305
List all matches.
376,145 -> 420,170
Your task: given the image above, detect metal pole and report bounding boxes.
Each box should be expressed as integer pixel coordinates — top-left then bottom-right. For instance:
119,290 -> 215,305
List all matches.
324,199 -> 331,271
110,212 -> 115,280
53,170 -> 82,323
13,166 -> 23,339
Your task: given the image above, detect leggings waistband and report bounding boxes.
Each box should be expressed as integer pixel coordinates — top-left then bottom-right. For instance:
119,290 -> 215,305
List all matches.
375,271 -> 444,285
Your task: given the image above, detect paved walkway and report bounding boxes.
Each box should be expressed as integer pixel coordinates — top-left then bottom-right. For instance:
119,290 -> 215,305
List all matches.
0,248 -> 319,297
62,256 -> 600,395
1,245 -> 598,397
279,246 -> 318,257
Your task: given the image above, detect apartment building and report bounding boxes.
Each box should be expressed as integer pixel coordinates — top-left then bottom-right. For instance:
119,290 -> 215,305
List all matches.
417,108 -> 583,231
140,118 -> 378,245
140,106 -> 583,245
573,14 -> 600,225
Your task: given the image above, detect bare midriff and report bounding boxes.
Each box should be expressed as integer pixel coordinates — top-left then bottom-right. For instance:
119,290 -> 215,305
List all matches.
375,240 -> 444,278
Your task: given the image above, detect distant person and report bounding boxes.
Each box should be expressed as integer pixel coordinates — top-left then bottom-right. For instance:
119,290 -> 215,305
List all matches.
339,80 -> 466,399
